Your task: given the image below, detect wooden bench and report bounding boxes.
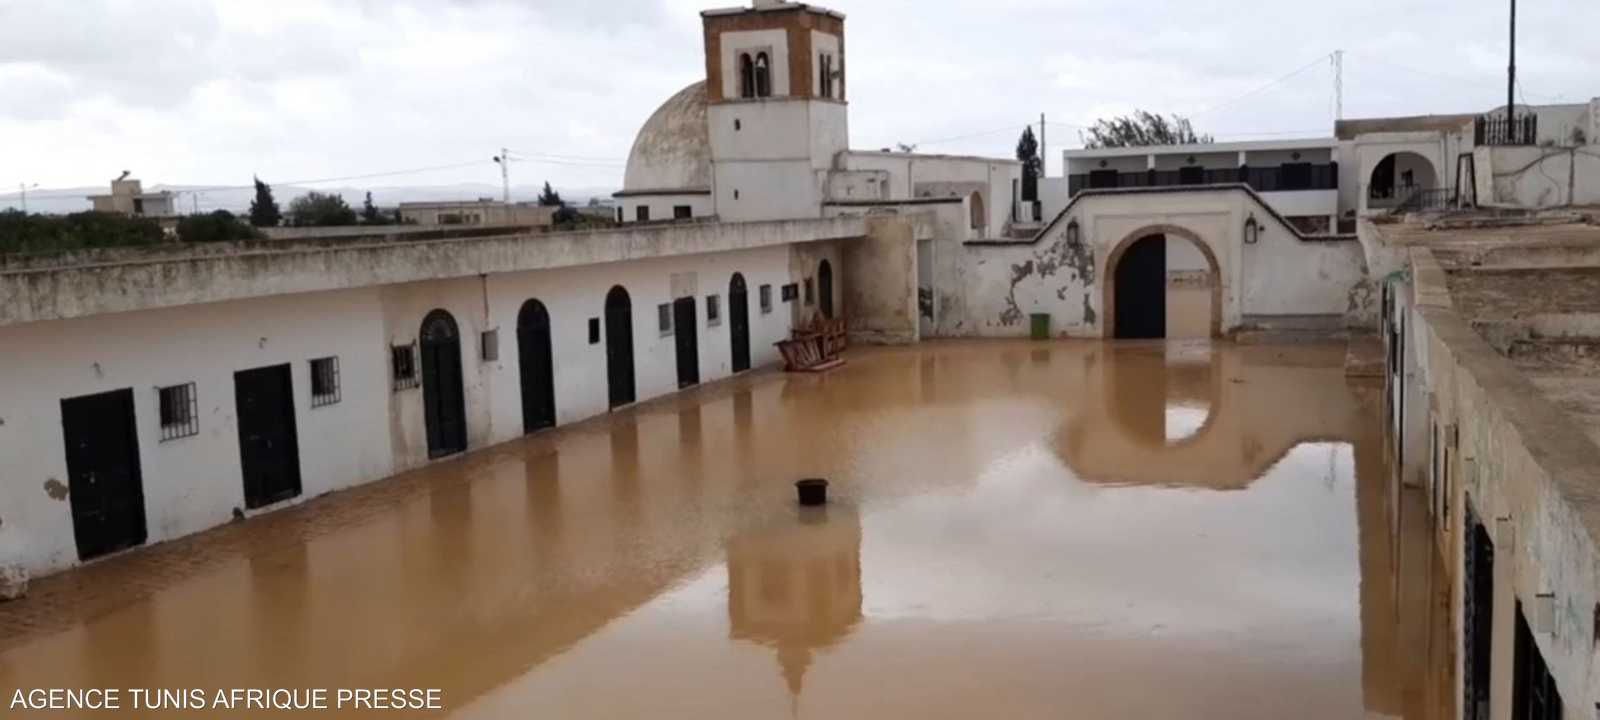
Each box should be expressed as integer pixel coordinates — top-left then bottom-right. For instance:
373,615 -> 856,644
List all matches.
775,315 -> 848,372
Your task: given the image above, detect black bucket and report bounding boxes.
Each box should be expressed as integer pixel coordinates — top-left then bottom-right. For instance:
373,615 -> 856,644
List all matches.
795,478 -> 829,506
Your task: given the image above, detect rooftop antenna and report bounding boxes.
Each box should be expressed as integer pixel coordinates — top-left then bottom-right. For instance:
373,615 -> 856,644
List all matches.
115,170 -> 131,182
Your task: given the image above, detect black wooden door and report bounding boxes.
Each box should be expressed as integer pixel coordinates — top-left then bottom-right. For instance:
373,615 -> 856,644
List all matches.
1513,601 -> 1563,720
421,310 -> 468,458
60,388 -> 147,561
729,273 -> 751,373
518,299 -> 557,433
1114,235 -> 1167,339
605,286 -> 636,408
1464,509 -> 1495,720
235,364 -> 303,509
674,296 -> 699,388
818,259 -> 835,319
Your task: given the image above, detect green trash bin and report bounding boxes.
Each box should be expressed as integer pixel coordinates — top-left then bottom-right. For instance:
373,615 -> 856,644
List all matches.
1029,312 -> 1050,340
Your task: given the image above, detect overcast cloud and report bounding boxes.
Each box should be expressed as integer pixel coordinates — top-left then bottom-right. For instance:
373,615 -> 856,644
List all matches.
2,0 -> 1596,201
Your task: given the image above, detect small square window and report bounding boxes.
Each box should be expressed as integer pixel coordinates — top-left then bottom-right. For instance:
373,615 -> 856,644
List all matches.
804,278 -> 815,306
636,206 -> 650,222
589,317 -> 601,344
392,344 -> 419,391
310,357 -> 340,407
658,303 -> 674,336
782,283 -> 798,302
158,382 -> 198,441
760,285 -> 773,314
674,205 -> 692,220
707,295 -> 721,326
481,329 -> 499,362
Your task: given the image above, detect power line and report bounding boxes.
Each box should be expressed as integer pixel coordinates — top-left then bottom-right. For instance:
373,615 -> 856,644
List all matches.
1185,52 -> 1333,118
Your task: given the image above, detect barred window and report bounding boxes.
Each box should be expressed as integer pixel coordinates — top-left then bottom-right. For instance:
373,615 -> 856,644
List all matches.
392,344 -> 419,391
310,357 -> 340,407
804,278 -> 815,306
158,382 -> 198,440
707,295 -> 721,326
760,284 -> 773,314
658,303 -> 674,336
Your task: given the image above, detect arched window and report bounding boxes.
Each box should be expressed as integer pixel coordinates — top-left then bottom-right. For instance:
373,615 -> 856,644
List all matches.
969,191 -> 986,231
819,53 -> 833,98
754,53 -> 771,98
738,53 -> 755,99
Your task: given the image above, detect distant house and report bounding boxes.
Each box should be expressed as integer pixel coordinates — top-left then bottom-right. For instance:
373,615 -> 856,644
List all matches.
86,175 -> 175,217
397,199 -> 556,227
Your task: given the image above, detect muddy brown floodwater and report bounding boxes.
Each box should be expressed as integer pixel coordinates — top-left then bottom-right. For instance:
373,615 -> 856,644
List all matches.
0,340 -> 1453,719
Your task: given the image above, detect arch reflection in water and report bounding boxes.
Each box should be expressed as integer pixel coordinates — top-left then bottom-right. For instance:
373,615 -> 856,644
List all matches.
727,504 -> 863,704
1060,343 -> 1361,490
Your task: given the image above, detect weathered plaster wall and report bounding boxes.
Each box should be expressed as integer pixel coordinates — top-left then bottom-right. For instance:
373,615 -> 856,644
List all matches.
842,215 -> 918,344
0,216 -> 867,328
1399,254 -> 1600,718
842,152 -> 1020,238
1480,146 -> 1600,208
942,187 -> 1367,338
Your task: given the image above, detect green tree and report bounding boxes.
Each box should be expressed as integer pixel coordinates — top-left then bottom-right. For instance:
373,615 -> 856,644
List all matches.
361,191 -> 382,223
0,210 -> 166,254
248,177 -> 282,227
1015,126 -> 1041,201
178,210 -> 265,243
536,182 -> 564,207
1079,110 -> 1213,149
287,191 -> 359,227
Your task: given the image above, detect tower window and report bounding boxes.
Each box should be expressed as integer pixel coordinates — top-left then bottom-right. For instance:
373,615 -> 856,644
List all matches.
819,53 -> 835,98
738,53 -> 755,99
754,52 -> 771,98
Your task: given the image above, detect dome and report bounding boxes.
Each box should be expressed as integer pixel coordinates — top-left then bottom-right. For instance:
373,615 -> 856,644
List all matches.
622,81 -> 711,193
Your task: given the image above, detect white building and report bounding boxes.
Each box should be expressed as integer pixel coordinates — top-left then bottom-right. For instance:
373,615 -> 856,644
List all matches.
397,200 -> 557,228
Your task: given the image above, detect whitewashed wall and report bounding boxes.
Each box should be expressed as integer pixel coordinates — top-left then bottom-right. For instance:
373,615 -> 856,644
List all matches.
0,242 -> 817,578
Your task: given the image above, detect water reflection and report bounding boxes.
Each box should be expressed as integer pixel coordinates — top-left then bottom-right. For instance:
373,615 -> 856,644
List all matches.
0,341 -> 1449,719
728,505 -> 863,705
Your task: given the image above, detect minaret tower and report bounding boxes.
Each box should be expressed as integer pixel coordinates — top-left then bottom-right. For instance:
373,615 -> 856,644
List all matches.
701,1 -> 849,221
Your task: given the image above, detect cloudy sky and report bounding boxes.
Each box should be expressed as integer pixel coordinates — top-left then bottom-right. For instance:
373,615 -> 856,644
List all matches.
2,0 -> 1596,203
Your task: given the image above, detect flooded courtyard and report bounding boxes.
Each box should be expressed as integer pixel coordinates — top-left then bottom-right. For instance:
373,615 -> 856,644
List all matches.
0,340 -> 1449,718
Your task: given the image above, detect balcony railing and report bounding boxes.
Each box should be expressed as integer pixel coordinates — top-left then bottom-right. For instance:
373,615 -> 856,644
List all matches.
1067,162 -> 1337,197
1474,114 -> 1538,146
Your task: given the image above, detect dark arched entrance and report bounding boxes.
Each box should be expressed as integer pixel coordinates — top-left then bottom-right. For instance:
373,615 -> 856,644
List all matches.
420,309 -> 467,458
818,259 -> 834,319
1113,235 -> 1166,339
605,286 -> 636,409
674,296 -> 699,388
729,273 -> 751,372
517,299 -> 556,433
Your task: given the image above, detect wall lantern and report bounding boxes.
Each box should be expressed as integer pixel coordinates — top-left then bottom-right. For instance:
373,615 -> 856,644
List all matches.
1065,219 -> 1081,248
1243,215 -> 1260,245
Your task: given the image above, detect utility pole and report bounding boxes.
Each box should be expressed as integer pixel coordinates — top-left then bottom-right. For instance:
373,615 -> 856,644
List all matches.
492,148 -> 511,204
1039,114 -> 1047,178
1507,0 -> 1517,127
19,182 -> 37,213
1332,50 -> 1344,124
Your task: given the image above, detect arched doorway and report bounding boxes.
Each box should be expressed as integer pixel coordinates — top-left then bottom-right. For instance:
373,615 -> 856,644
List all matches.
517,299 -> 556,433
1113,235 -> 1166,339
818,259 -> 834,319
674,296 -> 699,389
1368,151 -> 1438,209
605,286 -> 636,409
729,273 -> 751,372
1104,225 -> 1221,340
420,309 -> 467,458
